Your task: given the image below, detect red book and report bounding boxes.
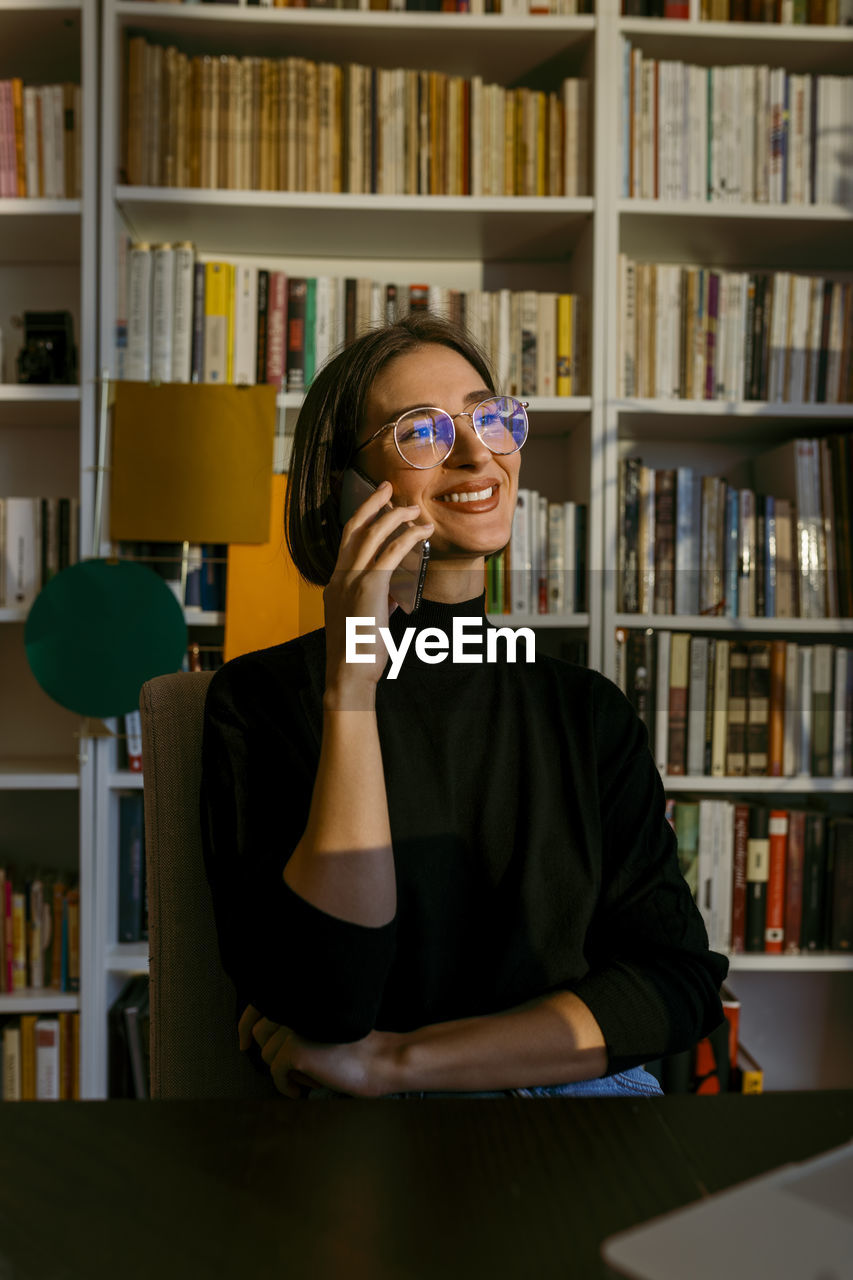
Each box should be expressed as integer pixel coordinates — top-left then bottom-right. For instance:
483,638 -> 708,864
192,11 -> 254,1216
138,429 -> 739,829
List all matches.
664,0 -> 689,14
784,810 -> 806,955
264,270 -> 287,391
727,803 -> 747,957
721,987 -> 741,1073
765,809 -> 788,954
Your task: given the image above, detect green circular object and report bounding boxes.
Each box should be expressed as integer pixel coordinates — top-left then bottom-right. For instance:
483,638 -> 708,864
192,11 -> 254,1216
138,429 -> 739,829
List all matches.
25,559 -> 189,717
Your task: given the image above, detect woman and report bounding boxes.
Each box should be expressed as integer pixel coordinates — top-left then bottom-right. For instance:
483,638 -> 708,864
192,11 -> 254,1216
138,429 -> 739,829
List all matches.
200,312 -> 729,1100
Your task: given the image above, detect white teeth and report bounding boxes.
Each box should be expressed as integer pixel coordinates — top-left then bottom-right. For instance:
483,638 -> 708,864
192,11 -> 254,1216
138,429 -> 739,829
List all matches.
438,486 -> 494,503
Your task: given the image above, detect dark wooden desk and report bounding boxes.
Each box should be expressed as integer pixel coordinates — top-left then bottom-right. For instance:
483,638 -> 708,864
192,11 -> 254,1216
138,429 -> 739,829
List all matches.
1,1093 -> 851,1280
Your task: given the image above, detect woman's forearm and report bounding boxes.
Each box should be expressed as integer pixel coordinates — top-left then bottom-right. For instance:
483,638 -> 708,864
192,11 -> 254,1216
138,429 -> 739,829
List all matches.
282,684 -> 396,928
383,991 -> 608,1094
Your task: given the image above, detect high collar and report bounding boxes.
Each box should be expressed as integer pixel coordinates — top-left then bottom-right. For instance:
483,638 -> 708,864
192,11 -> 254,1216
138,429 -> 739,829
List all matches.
387,591 -> 489,640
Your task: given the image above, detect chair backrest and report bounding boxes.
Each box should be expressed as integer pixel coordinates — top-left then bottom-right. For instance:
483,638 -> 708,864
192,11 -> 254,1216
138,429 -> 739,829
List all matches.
140,671 -> 277,1099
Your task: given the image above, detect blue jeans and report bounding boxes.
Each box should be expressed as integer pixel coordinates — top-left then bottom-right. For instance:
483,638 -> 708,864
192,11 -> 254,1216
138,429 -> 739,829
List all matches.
306,1065 -> 664,1100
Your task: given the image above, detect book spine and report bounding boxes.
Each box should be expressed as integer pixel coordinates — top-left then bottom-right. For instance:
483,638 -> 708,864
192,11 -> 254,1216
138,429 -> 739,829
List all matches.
765,810 -> 788,953
171,242 -> 195,384
784,809 -> 806,955
745,805 -> 770,953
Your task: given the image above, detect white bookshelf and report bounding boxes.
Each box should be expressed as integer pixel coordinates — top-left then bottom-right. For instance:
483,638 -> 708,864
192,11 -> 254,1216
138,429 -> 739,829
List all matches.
0,0 -> 98,1099
602,4 -> 853,1089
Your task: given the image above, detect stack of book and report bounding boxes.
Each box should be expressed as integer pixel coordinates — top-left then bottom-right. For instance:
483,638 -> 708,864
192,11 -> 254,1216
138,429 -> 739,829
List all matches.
115,541 -> 227,614
622,47 -> 852,203
617,629 -> 853,778
124,37 -> 590,198
618,260 -> 852,402
0,867 -> 80,995
697,0 -> 853,21
0,79 -> 82,199
618,438 -> 853,619
118,241 -> 589,397
0,497 -> 80,610
1,1013 -> 79,1101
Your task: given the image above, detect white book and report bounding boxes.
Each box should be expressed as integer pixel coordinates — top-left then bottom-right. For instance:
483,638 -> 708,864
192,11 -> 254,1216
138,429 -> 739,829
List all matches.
150,243 -> 175,383
470,76 -> 483,197
832,647 -> 849,778
35,1018 -> 60,1100
733,273 -> 748,402
687,635 -> 710,776
3,497 -> 41,608
126,242 -> 153,382
632,50 -> 642,199
804,278 -> 821,405
797,645 -> 813,775
641,60 -> 655,200
769,68 -> 785,204
709,66 -> 723,202
690,65 -> 706,202
39,86 -> 56,199
496,289 -> 511,393
23,86 -> 39,197
2,1026 -> 21,1101
789,74 -> 807,205
232,263 -> 258,386
819,439 -> 838,620
754,65 -> 770,205
314,275 -> 332,376
52,84 -> 64,199
655,629 -> 671,775
537,292 -> 557,399
563,500 -> 577,614
618,257 -> 635,398
536,494 -> 547,614
675,466 -> 700,614
171,242 -> 195,384
740,67 -> 756,204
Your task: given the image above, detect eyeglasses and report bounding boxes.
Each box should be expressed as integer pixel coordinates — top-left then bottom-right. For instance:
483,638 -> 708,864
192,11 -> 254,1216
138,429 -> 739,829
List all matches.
352,396 -> 529,470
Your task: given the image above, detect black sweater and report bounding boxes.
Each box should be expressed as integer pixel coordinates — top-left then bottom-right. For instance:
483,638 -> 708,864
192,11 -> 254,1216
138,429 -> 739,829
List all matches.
200,593 -> 728,1075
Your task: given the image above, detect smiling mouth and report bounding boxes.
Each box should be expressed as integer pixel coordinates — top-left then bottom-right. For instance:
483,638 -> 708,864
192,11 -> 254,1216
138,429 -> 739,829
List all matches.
436,486 -> 495,503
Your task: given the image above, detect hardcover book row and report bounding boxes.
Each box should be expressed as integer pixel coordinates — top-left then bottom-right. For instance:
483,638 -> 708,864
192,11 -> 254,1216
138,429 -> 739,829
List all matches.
624,0 -> 851,19
616,629 -> 853,779
0,1013 -> 79,1102
119,243 -> 590,397
618,437 -> 853,620
116,541 -> 228,614
124,37 -> 590,197
621,49 -> 852,204
0,497 -> 80,611
0,80 -> 82,201
667,799 -> 853,955
0,868 -> 80,996
618,260 -> 852,403
647,985 -> 764,1096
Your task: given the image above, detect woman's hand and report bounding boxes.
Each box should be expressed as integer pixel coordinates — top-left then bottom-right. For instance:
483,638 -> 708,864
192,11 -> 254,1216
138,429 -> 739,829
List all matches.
324,480 -> 432,693
239,1003 -> 402,1099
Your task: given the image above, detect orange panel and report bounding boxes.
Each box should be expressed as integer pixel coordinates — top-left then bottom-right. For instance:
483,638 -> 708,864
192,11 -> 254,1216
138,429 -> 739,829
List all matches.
224,474 -> 324,663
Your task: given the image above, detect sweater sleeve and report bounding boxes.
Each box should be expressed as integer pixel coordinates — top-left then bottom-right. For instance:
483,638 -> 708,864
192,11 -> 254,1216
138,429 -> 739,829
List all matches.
199,649 -> 397,1043
567,675 -> 729,1074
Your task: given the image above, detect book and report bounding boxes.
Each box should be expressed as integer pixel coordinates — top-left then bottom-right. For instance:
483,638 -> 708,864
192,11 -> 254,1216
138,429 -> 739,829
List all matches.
745,805 -> 770,953
783,810 -> 806,956
118,792 -> 146,944
35,1018 -> 60,1100
828,817 -> 853,951
765,810 -> 788,954
801,812 -> 828,951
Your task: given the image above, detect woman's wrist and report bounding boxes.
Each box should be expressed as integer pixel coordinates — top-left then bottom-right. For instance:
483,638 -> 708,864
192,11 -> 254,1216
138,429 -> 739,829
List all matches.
323,679 -> 378,714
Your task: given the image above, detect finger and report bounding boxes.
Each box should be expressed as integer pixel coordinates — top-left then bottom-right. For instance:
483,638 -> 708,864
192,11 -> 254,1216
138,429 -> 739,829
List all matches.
238,1004 -> 263,1051
371,520 -> 433,573
259,1026 -> 292,1068
340,503 -> 425,572
252,1017 -> 286,1051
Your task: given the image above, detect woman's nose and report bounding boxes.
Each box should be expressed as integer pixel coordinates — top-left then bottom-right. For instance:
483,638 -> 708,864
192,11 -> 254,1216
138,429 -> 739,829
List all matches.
446,415 -> 492,466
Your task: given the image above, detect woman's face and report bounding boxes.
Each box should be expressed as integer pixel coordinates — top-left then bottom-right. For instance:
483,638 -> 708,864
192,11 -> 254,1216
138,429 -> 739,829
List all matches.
355,344 -> 521,569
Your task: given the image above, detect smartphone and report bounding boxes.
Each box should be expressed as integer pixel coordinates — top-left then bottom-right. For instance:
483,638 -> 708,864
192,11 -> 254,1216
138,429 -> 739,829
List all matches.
339,466 -> 430,614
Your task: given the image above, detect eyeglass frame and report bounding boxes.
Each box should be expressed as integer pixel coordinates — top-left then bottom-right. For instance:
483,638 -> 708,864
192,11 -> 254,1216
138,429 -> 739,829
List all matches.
349,396 -> 530,470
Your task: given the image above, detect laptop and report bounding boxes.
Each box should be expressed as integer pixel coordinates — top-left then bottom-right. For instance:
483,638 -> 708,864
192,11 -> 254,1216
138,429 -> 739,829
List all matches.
601,1138 -> 853,1280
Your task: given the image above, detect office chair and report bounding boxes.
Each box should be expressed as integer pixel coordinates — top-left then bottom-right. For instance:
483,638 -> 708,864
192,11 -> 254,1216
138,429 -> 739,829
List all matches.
140,671 -> 278,1099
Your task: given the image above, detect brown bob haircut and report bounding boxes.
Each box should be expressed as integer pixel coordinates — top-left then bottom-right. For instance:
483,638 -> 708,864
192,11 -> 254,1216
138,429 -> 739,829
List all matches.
284,312 -> 497,587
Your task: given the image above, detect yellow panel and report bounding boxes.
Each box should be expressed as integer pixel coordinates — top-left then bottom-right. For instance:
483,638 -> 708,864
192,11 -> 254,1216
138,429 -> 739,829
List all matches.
110,382 -> 276,543
224,473 -> 325,663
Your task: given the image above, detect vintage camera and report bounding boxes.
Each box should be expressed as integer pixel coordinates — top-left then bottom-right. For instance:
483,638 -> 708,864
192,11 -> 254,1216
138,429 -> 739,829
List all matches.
14,310 -> 78,385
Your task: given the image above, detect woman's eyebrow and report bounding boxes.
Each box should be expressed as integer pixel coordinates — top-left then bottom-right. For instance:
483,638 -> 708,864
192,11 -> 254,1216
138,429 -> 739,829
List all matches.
384,390 -> 492,421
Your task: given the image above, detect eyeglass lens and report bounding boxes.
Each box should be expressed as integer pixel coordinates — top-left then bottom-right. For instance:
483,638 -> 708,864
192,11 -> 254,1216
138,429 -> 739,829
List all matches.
395,397 -> 528,468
